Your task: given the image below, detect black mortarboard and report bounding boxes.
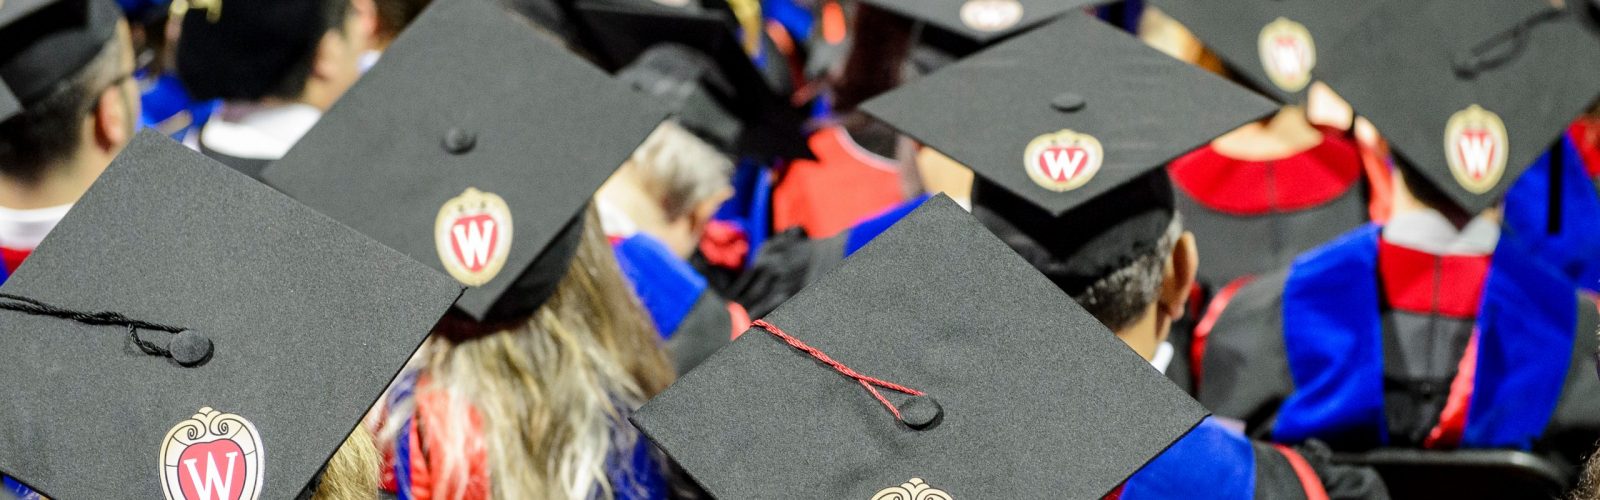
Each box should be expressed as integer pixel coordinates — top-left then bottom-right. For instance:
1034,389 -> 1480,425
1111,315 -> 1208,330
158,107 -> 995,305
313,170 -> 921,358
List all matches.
175,0 -> 338,101
1144,0 -> 1381,104
861,14 -> 1275,294
0,131 -> 462,498
0,0 -> 122,122
579,0 -> 811,160
858,0 -> 1111,59
1314,0 -> 1600,216
263,0 -> 667,323
633,195 -> 1206,498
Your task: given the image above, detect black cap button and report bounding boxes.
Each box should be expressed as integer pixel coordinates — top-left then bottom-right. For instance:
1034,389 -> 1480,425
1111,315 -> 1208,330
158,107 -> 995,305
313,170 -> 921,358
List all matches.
169,330 -> 213,367
899,395 -> 944,430
442,128 -> 476,154
1051,92 -> 1086,112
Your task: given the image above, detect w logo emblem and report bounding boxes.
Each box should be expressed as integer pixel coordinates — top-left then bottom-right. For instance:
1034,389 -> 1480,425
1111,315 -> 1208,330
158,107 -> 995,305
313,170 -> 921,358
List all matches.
1258,18 -> 1315,92
435,188 -> 514,286
160,408 -> 263,500
1023,130 -> 1104,192
1444,105 -> 1509,194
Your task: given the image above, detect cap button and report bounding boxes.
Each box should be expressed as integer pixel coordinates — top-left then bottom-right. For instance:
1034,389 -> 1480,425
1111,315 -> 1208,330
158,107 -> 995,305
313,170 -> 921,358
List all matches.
898,395 -> 943,430
1051,92 -> 1086,113
169,330 -> 213,367
442,128 -> 476,155
1451,51 -> 1480,79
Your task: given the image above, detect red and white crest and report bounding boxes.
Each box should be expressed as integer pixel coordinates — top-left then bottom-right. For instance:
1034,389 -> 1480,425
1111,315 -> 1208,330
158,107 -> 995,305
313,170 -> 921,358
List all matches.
1024,130 -> 1104,192
160,407 -> 264,500
1444,105 -> 1509,194
1257,17 -> 1315,93
435,188 -> 514,287
959,0 -> 1023,33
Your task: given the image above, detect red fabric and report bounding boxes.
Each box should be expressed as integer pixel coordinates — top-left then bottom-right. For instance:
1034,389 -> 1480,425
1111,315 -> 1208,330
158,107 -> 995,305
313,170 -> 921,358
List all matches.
821,0 -> 847,45
1424,331 -> 1479,449
1377,241 -> 1491,318
772,127 -> 904,239
752,319 -> 923,421
404,382 -> 490,500
1,246 -> 29,273
697,220 -> 749,270
1569,119 -> 1600,179
1271,445 -> 1331,500
727,301 -> 751,340
1102,484 -> 1125,500
1191,276 -> 1254,389
1168,127 -> 1362,216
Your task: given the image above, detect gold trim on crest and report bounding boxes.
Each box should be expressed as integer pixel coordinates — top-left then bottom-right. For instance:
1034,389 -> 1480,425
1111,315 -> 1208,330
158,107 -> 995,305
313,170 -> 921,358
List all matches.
872,478 -> 952,500
1443,105 -> 1510,194
1023,129 -> 1104,192
435,188 -> 514,287
959,0 -> 1023,33
1257,17 -> 1316,93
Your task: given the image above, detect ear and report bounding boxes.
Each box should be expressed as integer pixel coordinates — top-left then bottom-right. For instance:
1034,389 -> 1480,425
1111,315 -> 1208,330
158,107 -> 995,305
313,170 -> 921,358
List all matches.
687,186 -> 735,235
92,84 -> 132,152
1158,231 -> 1199,320
348,0 -> 379,46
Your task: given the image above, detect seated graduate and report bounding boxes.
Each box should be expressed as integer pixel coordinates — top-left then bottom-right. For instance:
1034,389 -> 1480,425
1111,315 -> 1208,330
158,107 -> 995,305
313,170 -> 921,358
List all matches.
175,0 -> 375,178
0,132 -> 462,499
1137,1 -> 1379,291
261,1 -> 680,497
0,0 -> 139,282
634,195 -> 1210,499
860,13 -> 1388,499
1192,0 -> 1600,479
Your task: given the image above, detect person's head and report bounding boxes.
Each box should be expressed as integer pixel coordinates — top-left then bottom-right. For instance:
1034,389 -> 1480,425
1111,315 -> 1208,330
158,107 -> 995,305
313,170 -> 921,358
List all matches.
1071,214 -> 1197,360
176,0 -> 375,111
599,120 -> 734,258
378,207 -> 675,499
371,0 -> 432,50
0,16 -> 138,201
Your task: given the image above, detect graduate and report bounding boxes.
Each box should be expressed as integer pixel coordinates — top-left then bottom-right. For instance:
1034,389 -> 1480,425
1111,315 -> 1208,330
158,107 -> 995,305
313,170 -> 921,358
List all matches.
861,13 -> 1388,498
262,0 -> 681,497
633,195 -> 1211,499
1192,0 -> 1600,492
0,0 -> 140,284
175,0 -> 375,178
1138,0 -> 1382,290
0,132 -> 463,499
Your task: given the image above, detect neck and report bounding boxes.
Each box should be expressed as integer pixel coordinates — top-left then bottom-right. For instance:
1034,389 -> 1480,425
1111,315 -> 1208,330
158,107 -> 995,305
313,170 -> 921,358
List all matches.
1112,303 -> 1162,362
0,156 -> 100,209
1209,106 -> 1325,161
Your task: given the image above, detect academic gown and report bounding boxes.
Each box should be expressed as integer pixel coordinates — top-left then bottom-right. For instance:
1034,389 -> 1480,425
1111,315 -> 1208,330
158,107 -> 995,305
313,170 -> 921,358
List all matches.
612,233 -> 751,374
197,141 -> 273,181
1193,225 -> 1600,472
770,126 -> 906,240
1117,417 -> 1388,500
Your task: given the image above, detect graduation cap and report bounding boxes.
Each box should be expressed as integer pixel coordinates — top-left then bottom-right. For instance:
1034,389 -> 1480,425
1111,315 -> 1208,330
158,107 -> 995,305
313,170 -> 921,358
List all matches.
0,131 -> 463,498
175,0 -> 339,101
0,0 -> 122,123
860,13 -> 1276,294
857,0 -> 1115,60
262,0 -> 668,324
1313,0 -> 1600,216
632,195 -> 1206,498
1143,0 -> 1382,103
578,0 -> 811,160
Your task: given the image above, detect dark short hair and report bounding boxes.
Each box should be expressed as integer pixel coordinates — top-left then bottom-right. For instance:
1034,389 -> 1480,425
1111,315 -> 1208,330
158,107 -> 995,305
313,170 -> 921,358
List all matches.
375,0 -> 432,41
177,0 -> 352,102
0,34 -> 124,180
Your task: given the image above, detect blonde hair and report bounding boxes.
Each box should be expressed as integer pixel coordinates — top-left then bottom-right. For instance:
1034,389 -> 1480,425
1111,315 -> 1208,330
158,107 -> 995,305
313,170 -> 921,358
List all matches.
311,427 -> 381,500
626,121 -> 734,221
380,208 -> 675,499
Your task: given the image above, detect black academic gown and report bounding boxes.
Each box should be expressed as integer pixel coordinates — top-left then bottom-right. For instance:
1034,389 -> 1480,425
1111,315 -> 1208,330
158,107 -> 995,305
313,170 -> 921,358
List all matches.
1196,226 -> 1600,478
198,141 -> 273,180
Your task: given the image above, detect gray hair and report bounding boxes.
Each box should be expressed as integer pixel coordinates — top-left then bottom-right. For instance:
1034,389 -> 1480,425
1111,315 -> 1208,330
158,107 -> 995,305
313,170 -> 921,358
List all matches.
1071,214 -> 1184,331
627,120 -> 734,220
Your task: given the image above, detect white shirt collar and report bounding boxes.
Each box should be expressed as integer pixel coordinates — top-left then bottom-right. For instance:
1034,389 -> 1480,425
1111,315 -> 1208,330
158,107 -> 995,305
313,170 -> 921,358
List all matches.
1150,341 -> 1175,374
199,103 -> 323,160
1382,209 -> 1500,256
0,203 -> 72,250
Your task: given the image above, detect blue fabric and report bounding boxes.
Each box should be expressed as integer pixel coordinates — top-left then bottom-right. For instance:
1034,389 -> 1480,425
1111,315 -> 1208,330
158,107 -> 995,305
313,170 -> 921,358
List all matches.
1121,417 -> 1257,500
1275,225 -> 1389,447
1273,224 -> 1573,450
763,0 -> 814,43
613,234 -> 709,338
713,161 -> 775,269
138,72 -> 217,139
1463,234 -> 1575,448
3,476 -> 41,500
843,195 -> 928,256
389,372 -> 418,500
608,437 -> 668,499
0,261 -> 9,285
1503,136 -> 1600,292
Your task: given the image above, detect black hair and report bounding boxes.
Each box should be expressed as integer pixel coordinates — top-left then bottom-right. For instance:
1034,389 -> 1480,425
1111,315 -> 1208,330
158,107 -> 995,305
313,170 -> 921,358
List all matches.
0,34 -> 124,180
178,0 -> 352,102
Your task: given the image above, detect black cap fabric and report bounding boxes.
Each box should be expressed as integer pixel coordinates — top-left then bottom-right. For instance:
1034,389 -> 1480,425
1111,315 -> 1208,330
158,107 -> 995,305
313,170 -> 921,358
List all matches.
263,0 -> 668,323
1145,0 -> 1381,103
586,1 -> 812,160
175,0 -> 336,101
861,13 -> 1275,293
0,131 -> 463,498
1316,0 -> 1600,215
0,0 -> 122,122
633,195 -> 1206,499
